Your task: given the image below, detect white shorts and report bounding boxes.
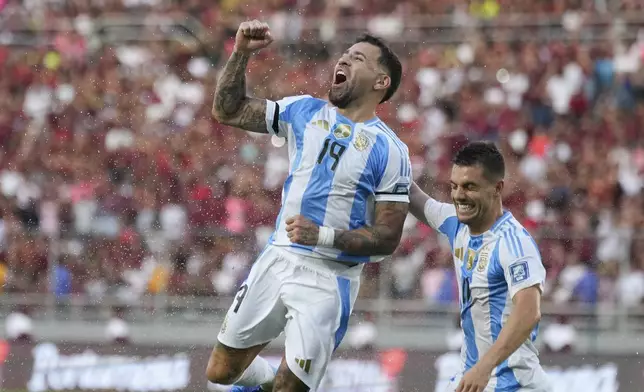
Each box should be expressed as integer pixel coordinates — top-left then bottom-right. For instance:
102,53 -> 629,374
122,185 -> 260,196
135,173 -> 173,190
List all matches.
444,372 -> 552,392
217,245 -> 361,390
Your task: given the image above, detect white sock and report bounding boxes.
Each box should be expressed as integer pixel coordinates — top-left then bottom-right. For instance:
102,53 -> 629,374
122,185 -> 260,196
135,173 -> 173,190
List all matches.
234,356 -> 275,387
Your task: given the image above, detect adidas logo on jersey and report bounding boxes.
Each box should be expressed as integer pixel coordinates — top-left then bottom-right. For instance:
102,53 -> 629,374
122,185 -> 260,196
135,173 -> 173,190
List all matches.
312,120 -> 330,131
294,358 -> 312,373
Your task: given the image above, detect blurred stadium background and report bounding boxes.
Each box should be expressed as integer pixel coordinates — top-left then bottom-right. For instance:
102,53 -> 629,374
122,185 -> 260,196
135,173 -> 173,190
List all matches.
0,0 -> 643,391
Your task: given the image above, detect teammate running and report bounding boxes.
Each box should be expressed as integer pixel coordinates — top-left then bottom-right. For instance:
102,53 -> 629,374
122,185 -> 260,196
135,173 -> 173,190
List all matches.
409,142 -> 551,392
207,20 -> 410,392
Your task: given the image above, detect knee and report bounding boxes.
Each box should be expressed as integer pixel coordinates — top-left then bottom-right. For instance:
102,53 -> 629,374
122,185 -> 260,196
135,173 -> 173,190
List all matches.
205,355 -> 242,385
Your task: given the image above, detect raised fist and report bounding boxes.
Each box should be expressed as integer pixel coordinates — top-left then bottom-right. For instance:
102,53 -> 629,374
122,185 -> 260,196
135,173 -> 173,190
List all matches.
285,215 -> 320,246
234,20 -> 273,54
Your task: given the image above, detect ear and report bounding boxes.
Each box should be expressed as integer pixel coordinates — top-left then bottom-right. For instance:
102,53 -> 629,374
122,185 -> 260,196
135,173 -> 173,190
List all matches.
495,180 -> 504,196
374,74 -> 391,93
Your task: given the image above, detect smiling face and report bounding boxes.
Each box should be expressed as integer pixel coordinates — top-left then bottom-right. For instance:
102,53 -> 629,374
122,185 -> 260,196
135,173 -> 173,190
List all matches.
329,41 -> 390,108
450,164 -> 504,232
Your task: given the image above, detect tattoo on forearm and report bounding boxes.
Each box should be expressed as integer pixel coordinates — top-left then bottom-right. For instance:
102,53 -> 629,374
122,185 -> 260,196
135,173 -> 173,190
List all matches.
334,202 -> 408,256
213,51 -> 250,117
334,226 -> 397,255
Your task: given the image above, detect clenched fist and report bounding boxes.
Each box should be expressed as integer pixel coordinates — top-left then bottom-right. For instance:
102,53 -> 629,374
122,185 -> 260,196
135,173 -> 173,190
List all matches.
285,215 -> 320,246
234,20 -> 273,54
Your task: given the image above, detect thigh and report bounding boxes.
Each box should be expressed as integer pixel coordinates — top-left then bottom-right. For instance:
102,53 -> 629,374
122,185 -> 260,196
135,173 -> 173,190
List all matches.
217,247 -> 287,349
281,268 -> 360,390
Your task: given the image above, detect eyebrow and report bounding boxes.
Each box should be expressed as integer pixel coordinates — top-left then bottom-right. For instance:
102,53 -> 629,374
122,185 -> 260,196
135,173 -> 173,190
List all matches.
345,50 -> 367,59
450,181 -> 478,187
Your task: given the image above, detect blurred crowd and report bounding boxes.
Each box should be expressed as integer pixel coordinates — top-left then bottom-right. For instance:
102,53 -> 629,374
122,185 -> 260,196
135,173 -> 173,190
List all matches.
0,0 -> 644,314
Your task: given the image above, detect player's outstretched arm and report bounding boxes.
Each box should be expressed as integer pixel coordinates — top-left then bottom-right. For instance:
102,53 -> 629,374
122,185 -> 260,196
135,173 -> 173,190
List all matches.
409,182 -> 430,226
211,20 -> 273,134
285,201 -> 408,256
410,181 -> 458,235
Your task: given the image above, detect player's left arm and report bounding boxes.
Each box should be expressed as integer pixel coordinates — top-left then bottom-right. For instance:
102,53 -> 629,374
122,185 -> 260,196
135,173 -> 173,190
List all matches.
333,200 -> 409,255
285,201 -> 408,256
286,135 -> 411,256
477,285 -> 542,371
457,284 -> 542,392
481,241 -> 546,370
331,135 -> 411,256
458,239 -> 546,392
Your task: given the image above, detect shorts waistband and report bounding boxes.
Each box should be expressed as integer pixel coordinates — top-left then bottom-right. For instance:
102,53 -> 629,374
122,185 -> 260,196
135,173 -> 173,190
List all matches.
272,246 -> 363,279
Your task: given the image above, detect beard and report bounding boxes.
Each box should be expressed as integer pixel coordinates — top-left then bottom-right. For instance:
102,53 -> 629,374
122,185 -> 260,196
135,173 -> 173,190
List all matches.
328,83 -> 354,108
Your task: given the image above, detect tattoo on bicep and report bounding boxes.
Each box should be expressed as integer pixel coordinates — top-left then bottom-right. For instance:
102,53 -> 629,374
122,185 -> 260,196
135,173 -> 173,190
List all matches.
374,202 -> 409,228
236,99 -> 268,133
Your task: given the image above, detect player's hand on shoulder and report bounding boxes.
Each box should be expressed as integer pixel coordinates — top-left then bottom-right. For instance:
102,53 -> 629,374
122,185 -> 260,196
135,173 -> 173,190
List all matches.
285,215 -> 320,246
235,20 -> 273,54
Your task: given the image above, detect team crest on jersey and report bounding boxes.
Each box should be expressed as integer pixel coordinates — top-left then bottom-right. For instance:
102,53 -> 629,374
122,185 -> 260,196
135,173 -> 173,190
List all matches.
477,247 -> 490,272
353,132 -> 370,151
333,124 -> 352,139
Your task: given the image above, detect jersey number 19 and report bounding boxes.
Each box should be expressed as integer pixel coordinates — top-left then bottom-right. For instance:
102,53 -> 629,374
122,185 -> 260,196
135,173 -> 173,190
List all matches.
317,139 -> 346,171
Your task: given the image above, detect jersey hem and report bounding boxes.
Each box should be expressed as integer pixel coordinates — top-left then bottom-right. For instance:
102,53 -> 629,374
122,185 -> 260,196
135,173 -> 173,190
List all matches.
270,243 -> 381,264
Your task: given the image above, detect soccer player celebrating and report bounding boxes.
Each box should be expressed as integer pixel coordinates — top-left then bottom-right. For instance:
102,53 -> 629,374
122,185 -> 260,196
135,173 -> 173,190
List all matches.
409,142 -> 552,392
207,20 -> 411,392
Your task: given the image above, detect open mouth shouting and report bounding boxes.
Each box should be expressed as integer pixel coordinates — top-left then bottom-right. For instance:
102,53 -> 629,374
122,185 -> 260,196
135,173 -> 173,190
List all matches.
333,68 -> 348,87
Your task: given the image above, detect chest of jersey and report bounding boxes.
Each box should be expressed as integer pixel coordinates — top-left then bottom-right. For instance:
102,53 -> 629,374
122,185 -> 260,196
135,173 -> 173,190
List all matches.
453,233 -> 505,307
288,109 -> 378,191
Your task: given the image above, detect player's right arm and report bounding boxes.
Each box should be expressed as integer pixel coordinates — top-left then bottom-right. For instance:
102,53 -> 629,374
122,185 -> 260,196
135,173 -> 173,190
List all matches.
409,182 -> 458,238
211,20 -> 273,134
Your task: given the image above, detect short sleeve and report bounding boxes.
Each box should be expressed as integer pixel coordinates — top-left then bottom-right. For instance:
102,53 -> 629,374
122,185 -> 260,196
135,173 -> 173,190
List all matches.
265,95 -> 312,139
500,230 -> 547,299
373,135 -> 412,203
423,199 -> 458,232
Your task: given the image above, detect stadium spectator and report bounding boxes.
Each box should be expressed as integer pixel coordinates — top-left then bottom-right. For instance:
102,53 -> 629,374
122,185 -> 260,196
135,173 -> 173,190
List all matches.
0,0 -> 642,315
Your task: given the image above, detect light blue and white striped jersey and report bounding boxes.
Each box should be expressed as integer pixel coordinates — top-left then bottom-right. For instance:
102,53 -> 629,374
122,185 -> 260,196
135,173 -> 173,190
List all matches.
263,95 -> 412,264
423,199 -> 551,391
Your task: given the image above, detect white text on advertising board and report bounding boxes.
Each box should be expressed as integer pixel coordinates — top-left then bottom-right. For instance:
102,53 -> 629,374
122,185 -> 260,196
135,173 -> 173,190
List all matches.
27,343 -> 191,392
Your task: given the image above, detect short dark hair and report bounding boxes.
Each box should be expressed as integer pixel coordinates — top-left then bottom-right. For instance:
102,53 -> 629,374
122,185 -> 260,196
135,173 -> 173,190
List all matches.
354,34 -> 402,104
453,142 -> 505,181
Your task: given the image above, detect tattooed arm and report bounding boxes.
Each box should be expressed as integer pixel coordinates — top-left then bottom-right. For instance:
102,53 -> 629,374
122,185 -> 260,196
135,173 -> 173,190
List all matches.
211,52 -> 268,133
333,201 -> 409,256
211,20 -> 273,133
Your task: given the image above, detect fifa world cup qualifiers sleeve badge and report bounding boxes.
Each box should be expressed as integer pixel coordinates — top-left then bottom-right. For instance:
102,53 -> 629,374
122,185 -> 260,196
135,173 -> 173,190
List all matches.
509,261 -> 530,285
